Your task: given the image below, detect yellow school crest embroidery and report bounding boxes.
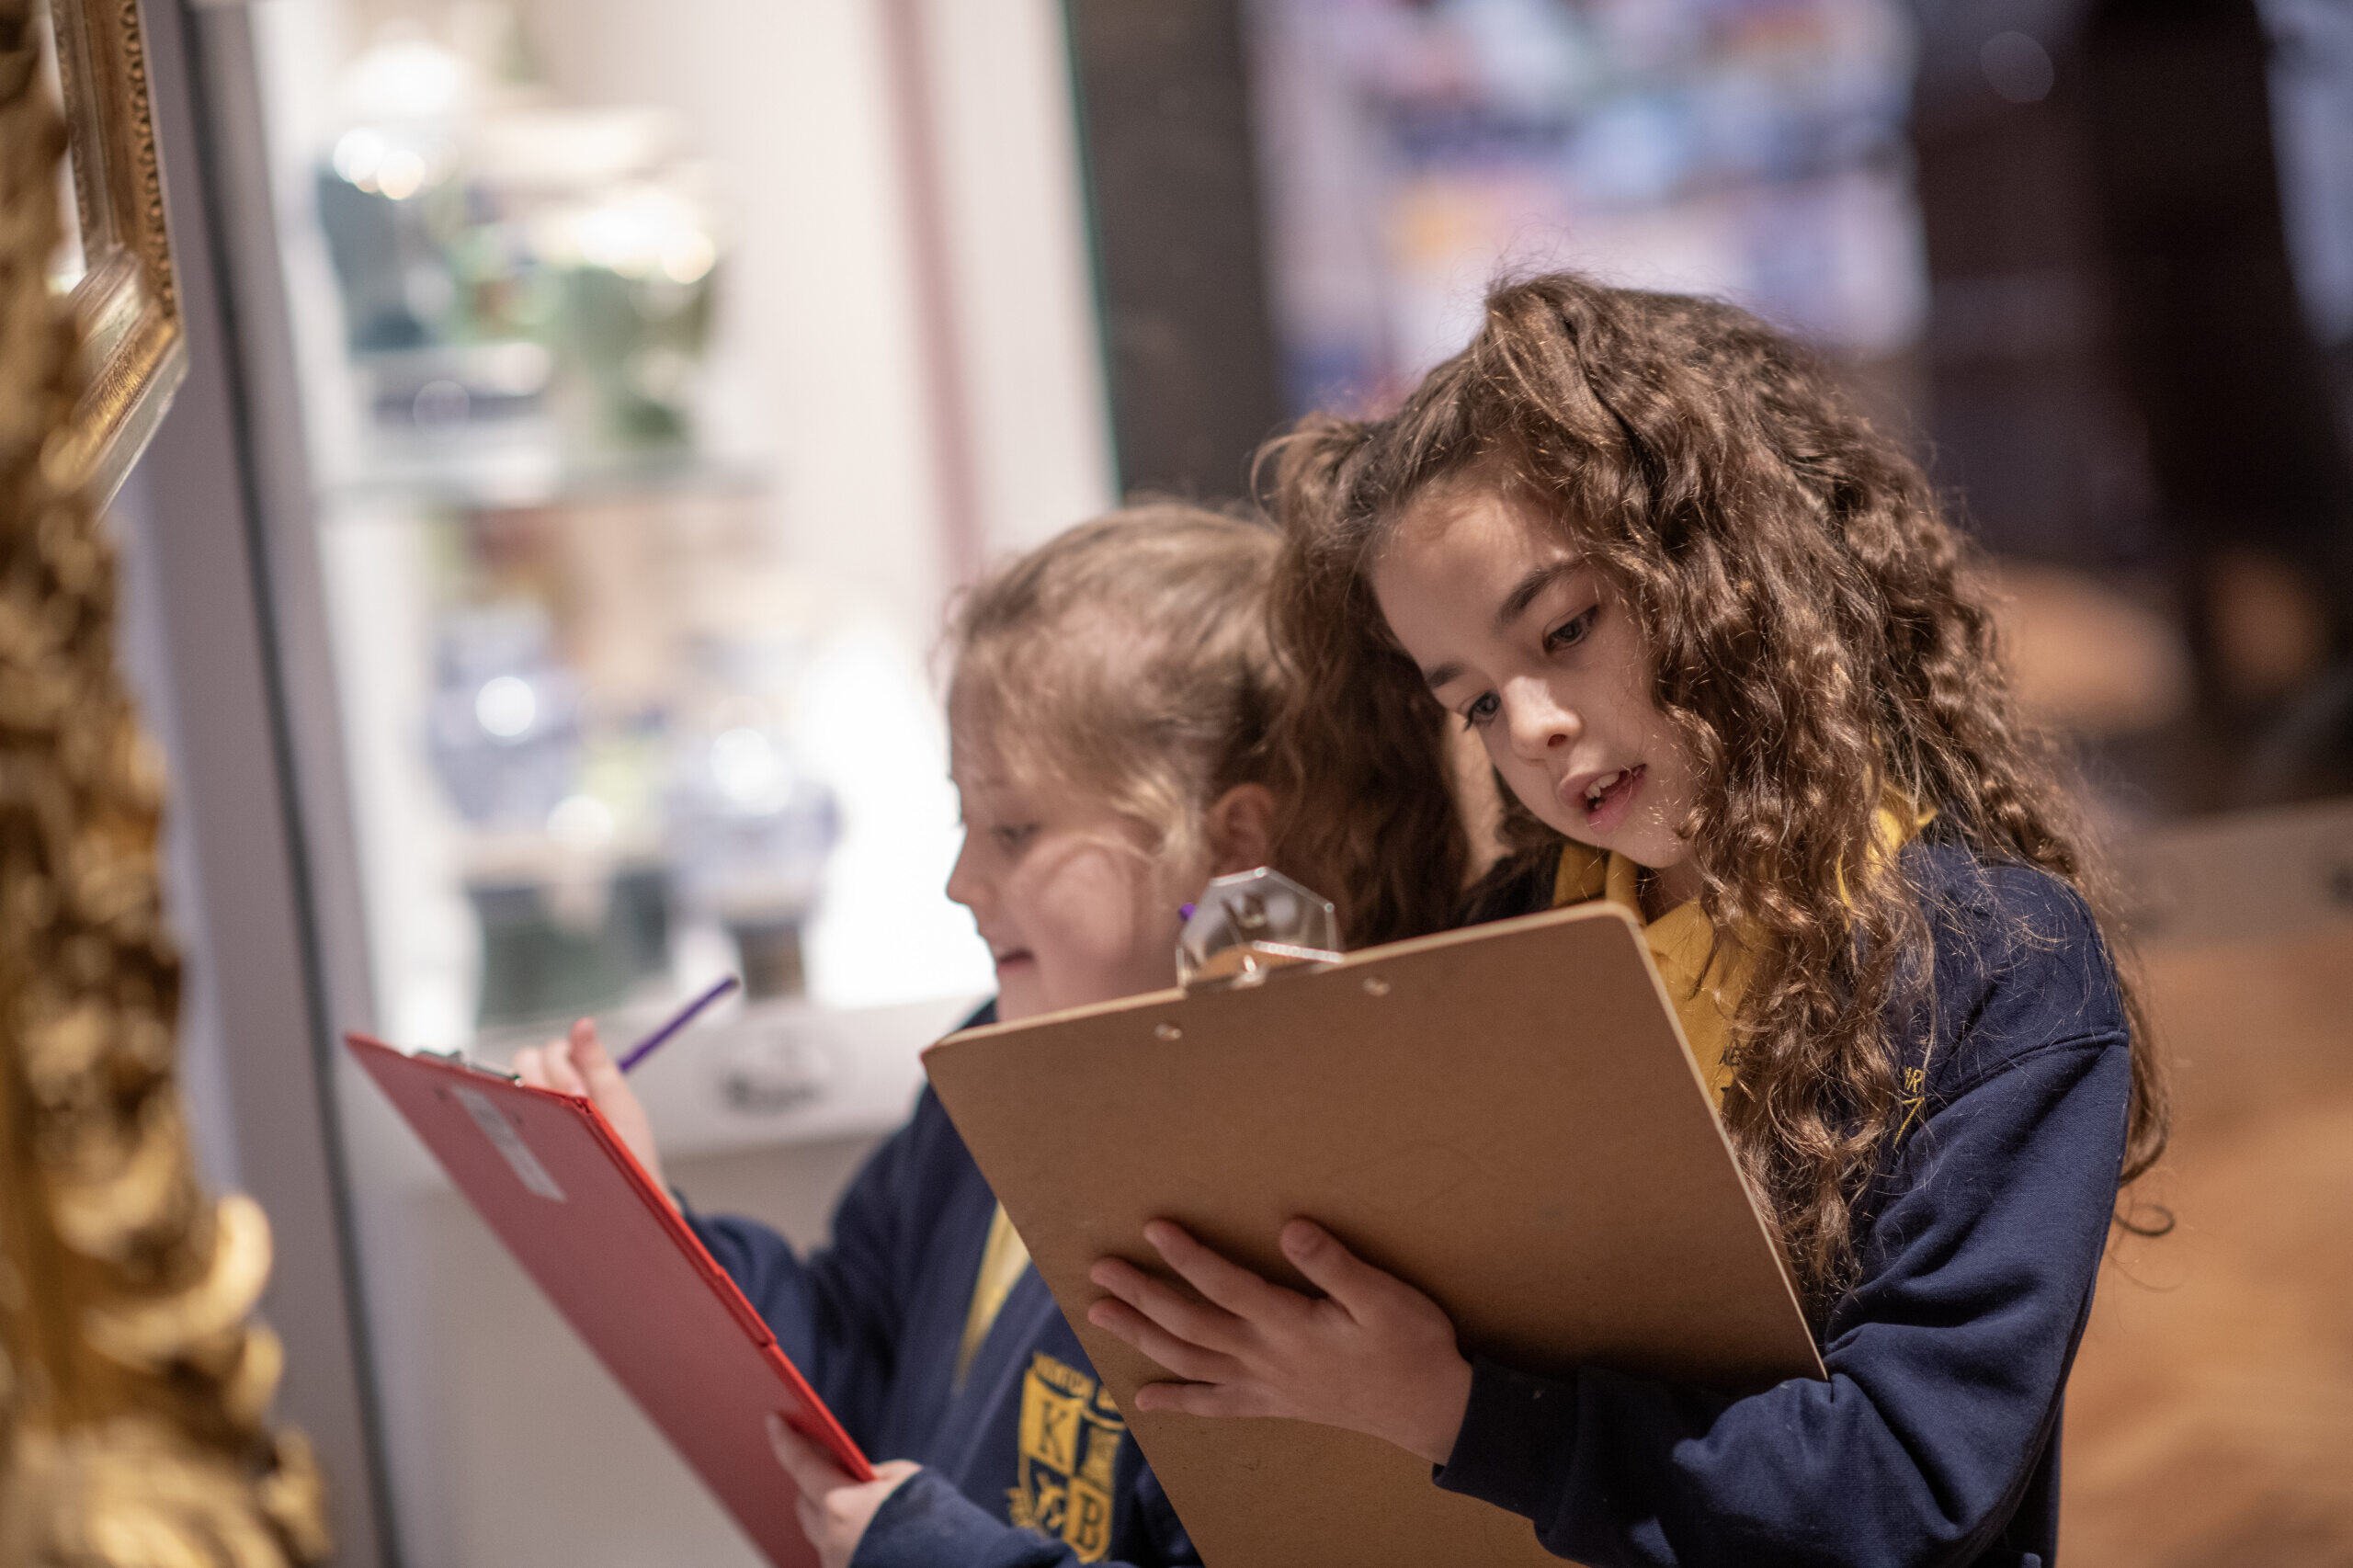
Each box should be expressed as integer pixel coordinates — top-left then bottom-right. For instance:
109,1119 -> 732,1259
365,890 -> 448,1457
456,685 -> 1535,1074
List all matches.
1894,1063 -> 1929,1142
1006,1351 -> 1125,1562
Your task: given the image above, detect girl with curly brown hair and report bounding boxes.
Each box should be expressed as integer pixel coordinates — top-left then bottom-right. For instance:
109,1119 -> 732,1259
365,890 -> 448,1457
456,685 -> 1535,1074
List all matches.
1087,273 -> 2167,1567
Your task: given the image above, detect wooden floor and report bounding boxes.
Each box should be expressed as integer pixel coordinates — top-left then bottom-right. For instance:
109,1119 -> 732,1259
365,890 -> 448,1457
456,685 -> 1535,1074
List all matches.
2060,921 -> 2353,1565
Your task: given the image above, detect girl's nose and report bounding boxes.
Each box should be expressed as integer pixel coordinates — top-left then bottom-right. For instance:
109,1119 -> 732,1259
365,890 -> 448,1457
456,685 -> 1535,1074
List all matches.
945,838 -> 986,911
1504,683 -> 1579,761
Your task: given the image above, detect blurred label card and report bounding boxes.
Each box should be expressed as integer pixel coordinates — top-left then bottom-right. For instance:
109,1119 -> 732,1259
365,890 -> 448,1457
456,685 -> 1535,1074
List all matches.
455,1085 -> 567,1201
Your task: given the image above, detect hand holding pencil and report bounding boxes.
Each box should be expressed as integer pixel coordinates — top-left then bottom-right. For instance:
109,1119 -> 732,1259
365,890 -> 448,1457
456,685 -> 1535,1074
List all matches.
516,979 -> 740,1201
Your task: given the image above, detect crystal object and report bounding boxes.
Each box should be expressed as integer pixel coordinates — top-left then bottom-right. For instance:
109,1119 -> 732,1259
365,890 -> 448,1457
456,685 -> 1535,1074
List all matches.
1175,868 -> 1342,990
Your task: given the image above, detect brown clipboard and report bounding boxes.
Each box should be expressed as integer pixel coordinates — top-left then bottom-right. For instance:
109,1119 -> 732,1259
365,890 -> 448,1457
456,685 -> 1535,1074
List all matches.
921,901 -> 1824,1568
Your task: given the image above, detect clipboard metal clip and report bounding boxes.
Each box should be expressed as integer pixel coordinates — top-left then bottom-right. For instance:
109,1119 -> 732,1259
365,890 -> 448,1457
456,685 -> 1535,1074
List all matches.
1176,868 -> 1343,993
416,1045 -> 521,1084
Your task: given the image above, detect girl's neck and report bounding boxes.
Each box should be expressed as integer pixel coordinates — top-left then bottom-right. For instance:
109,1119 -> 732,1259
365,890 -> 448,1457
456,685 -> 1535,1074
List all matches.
1639,858 -> 1706,920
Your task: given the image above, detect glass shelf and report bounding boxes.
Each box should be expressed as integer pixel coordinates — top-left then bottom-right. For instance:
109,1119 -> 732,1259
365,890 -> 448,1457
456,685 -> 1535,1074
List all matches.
324,437 -> 770,515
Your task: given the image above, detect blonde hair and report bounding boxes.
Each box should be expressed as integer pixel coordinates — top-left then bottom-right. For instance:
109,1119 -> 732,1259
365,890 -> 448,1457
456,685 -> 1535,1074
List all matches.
948,503 -> 1285,871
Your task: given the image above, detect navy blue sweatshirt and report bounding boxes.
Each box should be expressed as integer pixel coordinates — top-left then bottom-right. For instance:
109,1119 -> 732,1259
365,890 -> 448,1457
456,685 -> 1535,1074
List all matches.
1438,837 -> 2135,1567
683,1004 -> 1198,1568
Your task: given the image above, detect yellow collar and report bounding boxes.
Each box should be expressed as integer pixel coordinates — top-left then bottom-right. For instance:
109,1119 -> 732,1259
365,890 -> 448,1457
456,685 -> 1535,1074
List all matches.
1551,795 -> 1933,1098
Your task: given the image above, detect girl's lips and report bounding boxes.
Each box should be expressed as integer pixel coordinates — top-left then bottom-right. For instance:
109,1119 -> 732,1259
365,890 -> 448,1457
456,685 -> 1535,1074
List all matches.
993,950 -> 1035,970
1577,764 -> 1645,834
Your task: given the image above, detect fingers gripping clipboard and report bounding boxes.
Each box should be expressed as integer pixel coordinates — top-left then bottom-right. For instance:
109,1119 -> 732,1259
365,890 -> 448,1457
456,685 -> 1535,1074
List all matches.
347,1034 -> 869,1568
922,886 -> 1824,1568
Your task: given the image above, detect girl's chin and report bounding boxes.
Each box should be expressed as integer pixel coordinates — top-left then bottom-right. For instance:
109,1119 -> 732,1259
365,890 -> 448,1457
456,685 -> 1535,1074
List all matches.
995,960 -> 1192,1024
1551,824 -> 1691,881
991,956 -> 1041,1017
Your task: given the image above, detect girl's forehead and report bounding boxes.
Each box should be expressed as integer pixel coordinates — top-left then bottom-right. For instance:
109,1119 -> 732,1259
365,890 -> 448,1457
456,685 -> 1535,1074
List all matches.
948,741 -> 1018,796
948,734 -> 1063,805
1385,484 -> 1586,584
946,717 -> 1008,781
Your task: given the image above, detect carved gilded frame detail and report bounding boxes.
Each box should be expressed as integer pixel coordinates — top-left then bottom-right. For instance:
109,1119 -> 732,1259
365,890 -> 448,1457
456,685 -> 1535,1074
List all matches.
39,0 -> 185,505
1,0 -> 327,1561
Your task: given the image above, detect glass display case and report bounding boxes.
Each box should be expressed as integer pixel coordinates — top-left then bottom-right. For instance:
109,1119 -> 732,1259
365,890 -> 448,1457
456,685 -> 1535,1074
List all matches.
215,2 -> 1111,1561
262,15 -> 999,1050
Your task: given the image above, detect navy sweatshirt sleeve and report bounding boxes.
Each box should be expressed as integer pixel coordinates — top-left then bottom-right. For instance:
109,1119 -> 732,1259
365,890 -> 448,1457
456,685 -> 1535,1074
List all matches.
684,1116 -> 918,1439
681,1004 -> 1000,1436
689,1157 -> 1199,1568
1436,857 -> 2135,1567
678,998 -> 1199,1568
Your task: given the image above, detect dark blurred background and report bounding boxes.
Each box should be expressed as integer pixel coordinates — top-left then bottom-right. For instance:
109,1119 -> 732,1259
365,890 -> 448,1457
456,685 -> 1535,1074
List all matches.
1079,0 -> 2353,836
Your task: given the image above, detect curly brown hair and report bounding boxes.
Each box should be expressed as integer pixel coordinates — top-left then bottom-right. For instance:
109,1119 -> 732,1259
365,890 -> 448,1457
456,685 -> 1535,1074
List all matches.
1262,272 -> 2168,1312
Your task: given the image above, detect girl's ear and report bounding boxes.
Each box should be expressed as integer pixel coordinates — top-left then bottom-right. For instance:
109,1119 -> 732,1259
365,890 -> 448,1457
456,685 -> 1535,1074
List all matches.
1204,783 -> 1278,876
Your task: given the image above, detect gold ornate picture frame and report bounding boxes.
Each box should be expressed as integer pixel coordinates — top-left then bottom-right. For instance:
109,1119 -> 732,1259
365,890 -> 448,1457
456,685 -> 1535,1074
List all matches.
4,0 -> 324,1560
39,0 -> 183,503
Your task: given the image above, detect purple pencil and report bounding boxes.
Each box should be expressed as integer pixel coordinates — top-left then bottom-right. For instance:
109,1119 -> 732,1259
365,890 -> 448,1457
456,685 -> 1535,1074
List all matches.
616,975 -> 742,1074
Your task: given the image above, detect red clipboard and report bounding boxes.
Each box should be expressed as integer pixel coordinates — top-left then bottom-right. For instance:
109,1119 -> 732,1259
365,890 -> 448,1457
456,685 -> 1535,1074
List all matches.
347,1031 -> 868,1568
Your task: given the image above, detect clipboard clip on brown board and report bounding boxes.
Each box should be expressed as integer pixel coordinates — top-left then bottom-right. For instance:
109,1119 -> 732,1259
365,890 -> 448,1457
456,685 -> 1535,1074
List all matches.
1175,868 -> 1345,993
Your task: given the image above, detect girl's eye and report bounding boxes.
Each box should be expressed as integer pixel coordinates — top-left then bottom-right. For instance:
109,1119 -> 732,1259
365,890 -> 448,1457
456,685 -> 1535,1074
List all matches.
1461,692 -> 1501,730
990,823 -> 1040,853
1546,605 -> 1599,652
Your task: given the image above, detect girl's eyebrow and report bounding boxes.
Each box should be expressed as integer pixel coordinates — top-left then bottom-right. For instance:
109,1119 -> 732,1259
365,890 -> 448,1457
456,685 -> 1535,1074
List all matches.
1493,560 -> 1582,632
1420,560 -> 1586,693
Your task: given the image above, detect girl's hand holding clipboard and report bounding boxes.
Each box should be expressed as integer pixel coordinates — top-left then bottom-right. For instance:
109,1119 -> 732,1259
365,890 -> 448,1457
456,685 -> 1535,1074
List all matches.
766,1416 -> 921,1568
1088,1217 -> 1477,1468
